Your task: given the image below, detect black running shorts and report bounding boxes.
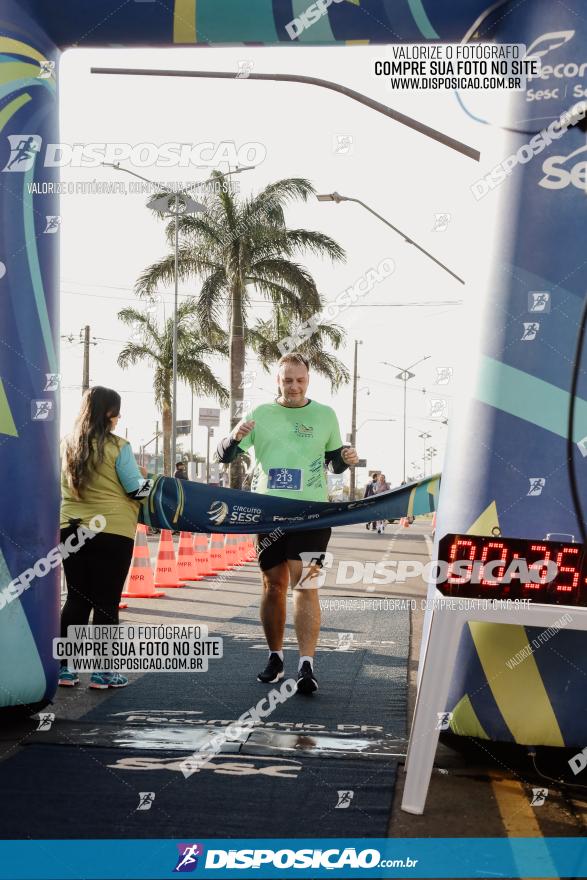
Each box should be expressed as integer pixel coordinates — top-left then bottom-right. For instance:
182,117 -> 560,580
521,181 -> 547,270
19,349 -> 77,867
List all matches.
255,528 -> 332,571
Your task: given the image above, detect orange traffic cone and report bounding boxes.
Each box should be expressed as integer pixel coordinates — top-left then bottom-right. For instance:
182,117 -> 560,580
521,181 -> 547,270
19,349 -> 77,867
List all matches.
154,529 -> 183,588
122,524 -> 165,598
119,602 -> 128,609
431,512 -> 437,531
209,533 -> 228,572
194,533 -> 214,577
403,516 -> 411,528
224,534 -> 237,569
177,531 -> 202,581
243,535 -> 256,563
233,534 -> 245,565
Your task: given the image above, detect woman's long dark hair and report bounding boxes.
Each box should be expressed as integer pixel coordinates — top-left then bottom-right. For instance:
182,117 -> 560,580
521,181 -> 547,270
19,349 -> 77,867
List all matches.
63,386 -> 121,499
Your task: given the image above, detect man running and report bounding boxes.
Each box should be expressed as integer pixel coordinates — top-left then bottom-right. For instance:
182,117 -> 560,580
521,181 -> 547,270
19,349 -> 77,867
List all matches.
216,352 -> 359,695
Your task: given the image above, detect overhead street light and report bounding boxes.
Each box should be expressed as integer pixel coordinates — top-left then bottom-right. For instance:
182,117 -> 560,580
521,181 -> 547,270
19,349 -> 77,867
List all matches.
316,192 -> 464,284
91,68 -> 480,162
382,356 -> 431,483
425,447 -> 439,470
419,431 -> 432,475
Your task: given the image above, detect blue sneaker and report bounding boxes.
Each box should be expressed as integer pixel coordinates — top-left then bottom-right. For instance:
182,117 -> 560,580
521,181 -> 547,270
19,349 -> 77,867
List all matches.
58,667 -> 79,687
89,672 -> 129,690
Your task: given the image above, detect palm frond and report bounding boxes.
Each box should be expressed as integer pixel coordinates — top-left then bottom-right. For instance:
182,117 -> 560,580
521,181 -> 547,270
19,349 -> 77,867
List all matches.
282,229 -> 346,263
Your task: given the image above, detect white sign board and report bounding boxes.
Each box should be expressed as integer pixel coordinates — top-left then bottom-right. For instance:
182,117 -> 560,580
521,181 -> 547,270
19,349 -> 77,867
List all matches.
199,407 -> 220,428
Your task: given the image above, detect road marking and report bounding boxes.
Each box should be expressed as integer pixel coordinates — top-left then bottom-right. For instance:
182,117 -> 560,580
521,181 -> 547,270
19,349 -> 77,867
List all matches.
489,772 -> 556,879
490,773 -> 543,836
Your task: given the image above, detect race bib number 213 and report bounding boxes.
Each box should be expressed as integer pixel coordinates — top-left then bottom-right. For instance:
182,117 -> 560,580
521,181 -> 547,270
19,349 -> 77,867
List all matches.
267,468 -> 302,490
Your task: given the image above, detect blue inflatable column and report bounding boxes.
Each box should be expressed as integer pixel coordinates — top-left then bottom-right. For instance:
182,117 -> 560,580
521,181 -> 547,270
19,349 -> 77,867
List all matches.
430,0 -> 587,746
0,1 -> 60,710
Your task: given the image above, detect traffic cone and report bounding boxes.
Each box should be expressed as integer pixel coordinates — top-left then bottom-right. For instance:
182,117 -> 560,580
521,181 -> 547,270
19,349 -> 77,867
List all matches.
119,602 -> 128,609
209,533 -> 228,572
194,533 -> 214,577
177,531 -> 202,581
224,534 -> 238,569
234,534 -> 246,565
244,535 -> 256,563
122,524 -> 165,598
154,529 -> 183,588
431,512 -> 437,531
403,516 -> 411,528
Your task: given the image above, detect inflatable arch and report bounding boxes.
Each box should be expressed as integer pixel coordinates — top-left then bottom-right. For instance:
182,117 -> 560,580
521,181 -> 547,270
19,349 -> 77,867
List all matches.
1,0 -> 586,746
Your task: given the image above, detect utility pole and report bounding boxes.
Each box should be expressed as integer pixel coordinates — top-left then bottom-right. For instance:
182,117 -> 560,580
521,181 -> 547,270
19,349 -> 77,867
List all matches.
171,193 -> 179,472
82,325 -> 90,394
190,391 -> 194,459
349,340 -> 362,501
206,427 -> 214,483
155,420 -> 159,472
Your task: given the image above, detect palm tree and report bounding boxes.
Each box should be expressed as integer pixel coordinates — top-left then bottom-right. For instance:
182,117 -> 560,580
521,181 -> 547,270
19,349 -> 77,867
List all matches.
246,306 -> 350,391
117,302 -> 228,475
135,175 -> 346,486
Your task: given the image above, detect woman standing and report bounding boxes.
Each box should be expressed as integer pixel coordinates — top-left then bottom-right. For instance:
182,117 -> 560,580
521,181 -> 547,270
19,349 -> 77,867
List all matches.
59,386 -> 151,690
373,472 -> 391,534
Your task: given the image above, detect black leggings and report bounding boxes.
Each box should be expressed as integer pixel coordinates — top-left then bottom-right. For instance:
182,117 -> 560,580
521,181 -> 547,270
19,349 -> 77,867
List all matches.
60,526 -> 134,650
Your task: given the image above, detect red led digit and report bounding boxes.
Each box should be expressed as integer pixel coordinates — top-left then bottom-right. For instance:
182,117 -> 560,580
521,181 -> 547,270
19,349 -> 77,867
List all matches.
448,538 -> 476,584
479,541 -> 508,586
527,544 -> 552,591
554,547 -> 580,594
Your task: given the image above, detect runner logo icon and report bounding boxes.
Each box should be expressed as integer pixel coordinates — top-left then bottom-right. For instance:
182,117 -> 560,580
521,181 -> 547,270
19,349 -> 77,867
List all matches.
208,500 -> 229,525
3,134 -> 42,172
298,551 -> 334,588
174,843 -> 204,872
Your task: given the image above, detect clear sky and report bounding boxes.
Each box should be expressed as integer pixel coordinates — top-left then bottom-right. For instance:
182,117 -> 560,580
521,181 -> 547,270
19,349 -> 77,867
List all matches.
58,44 -> 502,487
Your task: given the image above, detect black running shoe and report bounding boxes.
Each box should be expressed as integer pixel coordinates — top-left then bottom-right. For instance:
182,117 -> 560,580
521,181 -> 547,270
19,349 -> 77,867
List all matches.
296,661 -> 318,695
257,653 -> 284,683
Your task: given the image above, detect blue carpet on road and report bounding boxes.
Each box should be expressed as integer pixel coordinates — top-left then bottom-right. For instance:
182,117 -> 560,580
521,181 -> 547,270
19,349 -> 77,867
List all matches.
0,744 -> 397,838
83,602 -> 410,738
0,602 -> 409,839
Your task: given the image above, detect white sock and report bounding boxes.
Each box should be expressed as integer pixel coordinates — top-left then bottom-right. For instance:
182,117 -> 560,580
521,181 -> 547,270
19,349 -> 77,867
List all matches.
270,650 -> 284,661
298,655 -> 313,670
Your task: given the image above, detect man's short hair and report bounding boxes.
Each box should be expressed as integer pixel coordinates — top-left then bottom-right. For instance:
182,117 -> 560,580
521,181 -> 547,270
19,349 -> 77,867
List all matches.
278,352 -> 310,372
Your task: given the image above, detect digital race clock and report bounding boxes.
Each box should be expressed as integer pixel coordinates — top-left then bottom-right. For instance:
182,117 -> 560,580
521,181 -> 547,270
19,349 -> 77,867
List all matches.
437,534 -> 586,605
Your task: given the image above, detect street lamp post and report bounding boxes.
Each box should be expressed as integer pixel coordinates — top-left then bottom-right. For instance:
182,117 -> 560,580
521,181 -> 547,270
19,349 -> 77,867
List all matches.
349,339 -> 363,501
419,431 -> 432,476
103,162 -> 253,472
382,356 -> 431,483
426,447 -> 438,472
316,192 -> 464,284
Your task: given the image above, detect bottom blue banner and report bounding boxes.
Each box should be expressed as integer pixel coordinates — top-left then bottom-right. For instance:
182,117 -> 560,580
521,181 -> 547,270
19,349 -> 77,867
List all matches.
0,838 -> 585,879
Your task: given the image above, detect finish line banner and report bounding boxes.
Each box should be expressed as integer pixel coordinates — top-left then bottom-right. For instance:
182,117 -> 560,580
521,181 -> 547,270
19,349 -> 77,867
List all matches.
140,474 -> 440,534
0,838 -> 585,878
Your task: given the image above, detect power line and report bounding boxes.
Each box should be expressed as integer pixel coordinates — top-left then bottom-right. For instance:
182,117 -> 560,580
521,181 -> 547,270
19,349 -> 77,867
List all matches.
60,281 -> 462,309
